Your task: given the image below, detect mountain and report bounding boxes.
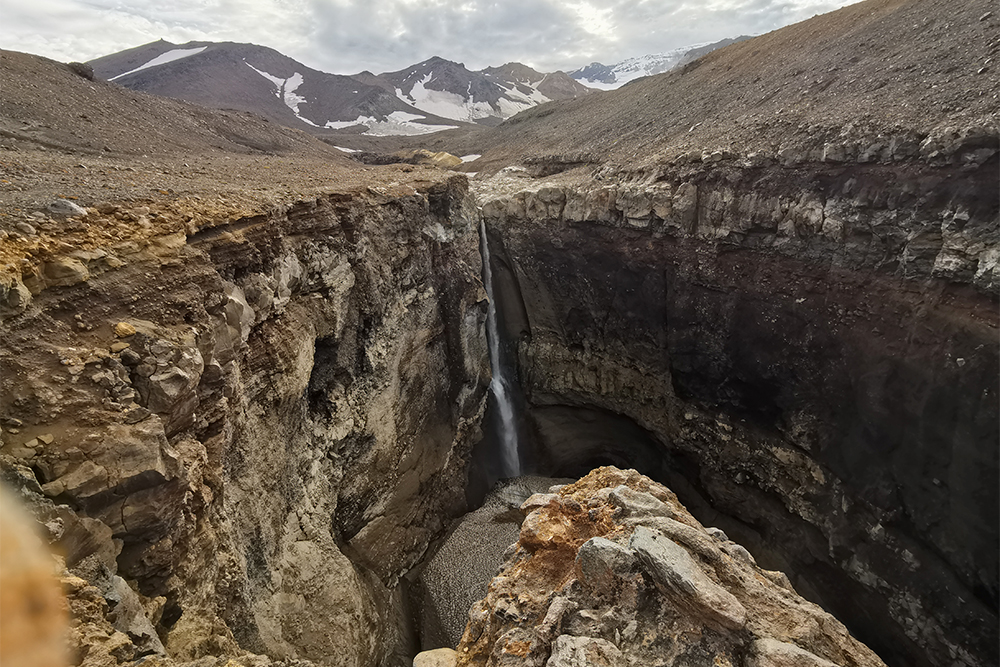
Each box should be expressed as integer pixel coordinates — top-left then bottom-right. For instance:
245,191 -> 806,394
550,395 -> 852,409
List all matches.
364,56 -> 593,126
88,40 -> 464,136
0,49 -> 350,158
570,36 -> 751,89
88,42 -> 593,136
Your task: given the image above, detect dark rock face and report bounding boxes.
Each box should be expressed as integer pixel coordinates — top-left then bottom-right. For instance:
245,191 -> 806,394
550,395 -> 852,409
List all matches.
475,155 -> 999,667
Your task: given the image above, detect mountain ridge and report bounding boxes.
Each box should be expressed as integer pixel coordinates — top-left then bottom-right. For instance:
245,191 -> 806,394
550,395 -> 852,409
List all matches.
569,36 -> 752,89
88,41 -> 593,136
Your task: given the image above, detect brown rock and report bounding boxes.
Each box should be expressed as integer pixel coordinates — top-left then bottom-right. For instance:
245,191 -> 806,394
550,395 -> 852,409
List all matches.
42,258 -> 89,288
113,321 -> 136,337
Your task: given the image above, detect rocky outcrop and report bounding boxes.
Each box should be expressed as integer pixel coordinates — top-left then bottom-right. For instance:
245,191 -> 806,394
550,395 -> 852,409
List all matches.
0,173 -> 490,666
473,145 -> 999,667
455,466 -> 887,667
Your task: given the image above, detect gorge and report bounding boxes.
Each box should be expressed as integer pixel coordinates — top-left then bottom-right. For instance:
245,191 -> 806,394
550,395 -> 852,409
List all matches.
1,1 -> 998,667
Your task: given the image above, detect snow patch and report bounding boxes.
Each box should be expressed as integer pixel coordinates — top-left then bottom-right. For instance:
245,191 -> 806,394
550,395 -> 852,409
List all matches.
460,154 -> 481,162
111,46 -> 208,80
364,112 -> 458,136
323,116 -> 376,129
323,113 -> 458,136
333,146 -> 361,153
397,73 -> 496,122
576,78 -> 620,91
245,62 -> 323,127
386,111 -> 428,123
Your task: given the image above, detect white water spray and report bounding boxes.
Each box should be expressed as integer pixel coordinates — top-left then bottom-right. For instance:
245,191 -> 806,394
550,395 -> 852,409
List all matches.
480,219 -> 521,477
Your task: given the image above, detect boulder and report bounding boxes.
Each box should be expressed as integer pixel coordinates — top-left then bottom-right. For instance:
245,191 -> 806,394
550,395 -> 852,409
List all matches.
47,199 -> 87,217
414,647 -> 458,667
629,525 -> 746,630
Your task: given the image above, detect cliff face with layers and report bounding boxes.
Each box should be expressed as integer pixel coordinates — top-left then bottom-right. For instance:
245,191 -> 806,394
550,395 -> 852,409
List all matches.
1,168 -> 490,666
472,133 -> 998,667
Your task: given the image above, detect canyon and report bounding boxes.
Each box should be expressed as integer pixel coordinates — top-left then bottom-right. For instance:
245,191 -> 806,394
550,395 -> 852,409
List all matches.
1,0 -> 998,666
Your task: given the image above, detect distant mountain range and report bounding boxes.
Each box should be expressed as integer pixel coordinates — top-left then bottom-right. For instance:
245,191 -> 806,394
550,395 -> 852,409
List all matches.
88,41 -> 592,137
569,37 -> 752,89
87,37 -> 750,137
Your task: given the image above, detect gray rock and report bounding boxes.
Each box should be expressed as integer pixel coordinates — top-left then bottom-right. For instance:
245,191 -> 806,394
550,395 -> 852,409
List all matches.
535,595 -> 574,643
123,407 -> 151,424
607,485 -> 673,519
821,143 -> 846,162
748,638 -> 839,667
520,492 -> 559,514
546,635 -> 623,667
413,648 -> 457,667
47,460 -> 109,501
575,537 -> 635,594
15,222 -> 36,235
706,527 -> 729,541
7,447 -> 36,460
626,516 -> 722,563
106,575 -> 166,656
722,542 -> 756,565
47,198 -> 87,217
0,276 -> 32,313
629,526 -> 746,630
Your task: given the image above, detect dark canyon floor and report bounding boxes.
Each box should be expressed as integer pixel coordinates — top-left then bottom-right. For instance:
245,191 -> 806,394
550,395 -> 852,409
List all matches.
1,1 -> 998,667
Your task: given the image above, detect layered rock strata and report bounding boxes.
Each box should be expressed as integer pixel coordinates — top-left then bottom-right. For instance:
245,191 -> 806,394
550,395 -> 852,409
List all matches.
474,139 -> 999,667
455,466 -> 888,667
0,173 -> 490,666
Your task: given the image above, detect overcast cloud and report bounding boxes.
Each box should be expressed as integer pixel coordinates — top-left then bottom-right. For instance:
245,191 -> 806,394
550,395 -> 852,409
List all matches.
1,0 -> 857,74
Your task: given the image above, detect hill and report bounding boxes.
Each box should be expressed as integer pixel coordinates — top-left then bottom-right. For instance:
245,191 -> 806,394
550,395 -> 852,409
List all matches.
446,0 -> 998,172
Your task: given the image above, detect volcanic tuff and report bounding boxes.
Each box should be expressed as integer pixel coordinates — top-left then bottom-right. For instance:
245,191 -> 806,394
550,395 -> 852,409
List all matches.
0,0 -> 998,666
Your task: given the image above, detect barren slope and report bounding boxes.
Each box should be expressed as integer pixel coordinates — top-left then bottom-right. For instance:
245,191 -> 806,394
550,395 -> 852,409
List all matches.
441,0 -> 999,171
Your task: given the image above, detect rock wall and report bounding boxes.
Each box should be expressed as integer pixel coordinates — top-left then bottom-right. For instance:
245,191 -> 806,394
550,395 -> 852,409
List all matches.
474,144 -> 999,667
0,174 -> 490,666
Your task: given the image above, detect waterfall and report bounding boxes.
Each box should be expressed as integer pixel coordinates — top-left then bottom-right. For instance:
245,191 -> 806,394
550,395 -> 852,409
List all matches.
480,218 -> 521,477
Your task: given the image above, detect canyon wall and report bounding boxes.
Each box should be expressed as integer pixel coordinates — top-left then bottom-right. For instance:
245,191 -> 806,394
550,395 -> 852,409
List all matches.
0,174 -> 489,666
475,136 -> 999,667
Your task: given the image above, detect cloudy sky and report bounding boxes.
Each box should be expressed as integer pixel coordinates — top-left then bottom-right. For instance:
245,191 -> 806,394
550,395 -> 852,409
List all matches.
2,0 -> 858,74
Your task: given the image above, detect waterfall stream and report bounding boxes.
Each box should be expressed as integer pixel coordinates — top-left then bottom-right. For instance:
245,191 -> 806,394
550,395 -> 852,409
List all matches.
480,219 -> 521,477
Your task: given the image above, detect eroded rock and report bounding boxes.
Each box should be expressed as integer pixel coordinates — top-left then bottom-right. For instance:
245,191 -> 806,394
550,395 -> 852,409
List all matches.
456,467 -> 886,667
